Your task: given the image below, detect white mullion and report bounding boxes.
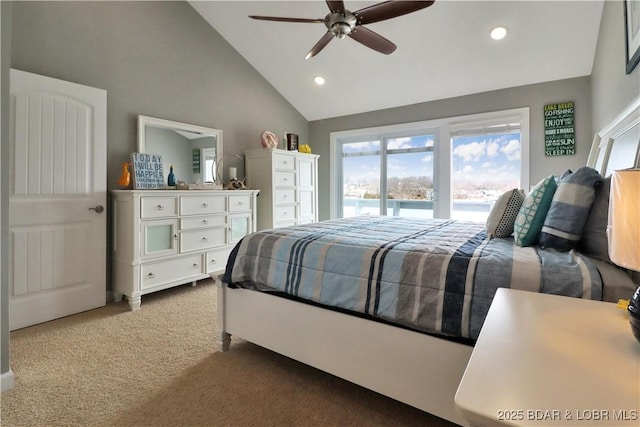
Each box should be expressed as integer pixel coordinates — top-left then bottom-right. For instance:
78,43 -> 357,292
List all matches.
380,138 -> 388,216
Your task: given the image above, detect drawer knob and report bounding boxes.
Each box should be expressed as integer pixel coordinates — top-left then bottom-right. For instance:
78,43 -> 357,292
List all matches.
192,263 -> 199,269
283,178 -> 288,182
202,203 -> 209,208
210,259 -> 217,264
202,219 -> 208,224
237,201 -> 244,206
201,236 -> 208,241
147,272 -> 155,278
156,205 -> 164,211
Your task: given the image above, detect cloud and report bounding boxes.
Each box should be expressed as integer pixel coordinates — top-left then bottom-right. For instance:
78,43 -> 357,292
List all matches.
501,139 -> 521,160
453,141 -> 486,162
487,141 -> 500,157
387,137 -> 412,150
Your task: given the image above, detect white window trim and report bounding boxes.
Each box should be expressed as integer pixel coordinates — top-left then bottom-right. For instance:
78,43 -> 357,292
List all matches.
330,107 -> 530,219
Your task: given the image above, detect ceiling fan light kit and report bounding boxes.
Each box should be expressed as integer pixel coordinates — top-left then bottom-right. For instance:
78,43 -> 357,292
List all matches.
249,0 -> 435,59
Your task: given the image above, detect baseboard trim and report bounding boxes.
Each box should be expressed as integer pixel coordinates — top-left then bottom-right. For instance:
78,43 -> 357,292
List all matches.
1,369 -> 15,392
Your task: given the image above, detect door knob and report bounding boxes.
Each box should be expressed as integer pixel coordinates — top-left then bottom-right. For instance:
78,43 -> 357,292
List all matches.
89,205 -> 104,213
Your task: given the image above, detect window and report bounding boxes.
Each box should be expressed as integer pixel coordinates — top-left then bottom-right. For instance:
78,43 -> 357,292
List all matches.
330,108 -> 529,221
340,135 -> 435,218
450,121 -> 523,221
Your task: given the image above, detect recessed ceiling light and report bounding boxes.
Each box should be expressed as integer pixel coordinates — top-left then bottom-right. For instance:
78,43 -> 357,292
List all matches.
314,76 -> 325,86
490,26 -> 508,40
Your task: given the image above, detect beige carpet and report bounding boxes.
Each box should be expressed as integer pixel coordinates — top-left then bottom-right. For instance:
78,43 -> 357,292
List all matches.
1,279 -> 455,426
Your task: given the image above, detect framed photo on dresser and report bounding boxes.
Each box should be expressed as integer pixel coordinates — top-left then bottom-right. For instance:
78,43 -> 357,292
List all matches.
286,133 -> 299,151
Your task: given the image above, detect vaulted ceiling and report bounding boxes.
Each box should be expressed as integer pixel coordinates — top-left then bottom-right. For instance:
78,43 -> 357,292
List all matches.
191,1 -> 604,121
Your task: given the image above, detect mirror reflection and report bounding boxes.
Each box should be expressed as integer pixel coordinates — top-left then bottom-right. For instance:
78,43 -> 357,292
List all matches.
137,115 -> 223,186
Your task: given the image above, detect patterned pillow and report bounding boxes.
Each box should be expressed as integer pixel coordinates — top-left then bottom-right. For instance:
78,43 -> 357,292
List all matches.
539,167 -> 603,252
486,189 -> 525,238
514,176 -> 557,246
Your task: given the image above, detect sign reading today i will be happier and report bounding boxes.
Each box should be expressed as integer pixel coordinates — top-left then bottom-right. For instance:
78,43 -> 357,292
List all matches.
131,152 -> 164,189
544,101 -> 575,157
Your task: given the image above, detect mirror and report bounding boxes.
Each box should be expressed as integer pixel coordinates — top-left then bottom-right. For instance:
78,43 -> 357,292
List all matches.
137,115 -> 223,186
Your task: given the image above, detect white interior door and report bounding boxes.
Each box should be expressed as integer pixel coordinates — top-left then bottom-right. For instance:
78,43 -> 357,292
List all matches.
9,69 -> 107,330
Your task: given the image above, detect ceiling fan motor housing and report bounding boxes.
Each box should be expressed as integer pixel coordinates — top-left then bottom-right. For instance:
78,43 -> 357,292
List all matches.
325,11 -> 356,39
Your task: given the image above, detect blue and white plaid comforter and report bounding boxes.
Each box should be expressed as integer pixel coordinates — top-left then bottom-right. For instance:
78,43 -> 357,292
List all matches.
223,216 -> 602,340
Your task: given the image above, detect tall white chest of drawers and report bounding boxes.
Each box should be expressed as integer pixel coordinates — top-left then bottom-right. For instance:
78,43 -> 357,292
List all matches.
111,189 -> 259,310
245,149 -> 319,230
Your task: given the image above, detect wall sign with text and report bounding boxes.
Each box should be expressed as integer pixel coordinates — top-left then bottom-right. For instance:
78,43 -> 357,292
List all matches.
131,152 -> 164,189
544,101 -> 575,156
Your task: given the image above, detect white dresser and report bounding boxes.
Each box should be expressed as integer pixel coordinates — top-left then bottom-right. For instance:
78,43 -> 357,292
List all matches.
245,149 -> 319,230
111,189 -> 259,310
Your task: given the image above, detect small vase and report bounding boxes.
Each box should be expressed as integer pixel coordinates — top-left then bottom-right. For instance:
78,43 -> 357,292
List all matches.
168,165 -> 176,187
117,162 -> 131,188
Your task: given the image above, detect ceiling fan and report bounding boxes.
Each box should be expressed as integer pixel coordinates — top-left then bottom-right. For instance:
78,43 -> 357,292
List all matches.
249,1 -> 435,59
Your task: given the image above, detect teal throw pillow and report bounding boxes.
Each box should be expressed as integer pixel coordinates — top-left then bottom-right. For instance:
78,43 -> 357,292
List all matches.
514,176 -> 557,247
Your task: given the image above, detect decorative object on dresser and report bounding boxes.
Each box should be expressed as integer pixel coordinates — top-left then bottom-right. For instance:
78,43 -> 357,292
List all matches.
131,153 -> 165,189
245,148 -> 318,231
260,130 -> 278,149
117,162 -> 132,189
216,154 -> 246,190
111,189 -> 259,310
286,133 -> 299,151
607,168 -> 640,342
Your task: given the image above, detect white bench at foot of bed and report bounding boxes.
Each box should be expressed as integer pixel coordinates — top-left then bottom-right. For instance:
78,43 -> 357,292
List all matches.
214,280 -> 472,426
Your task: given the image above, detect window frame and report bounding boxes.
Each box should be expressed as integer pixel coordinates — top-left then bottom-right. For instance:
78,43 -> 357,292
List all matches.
330,107 -> 530,219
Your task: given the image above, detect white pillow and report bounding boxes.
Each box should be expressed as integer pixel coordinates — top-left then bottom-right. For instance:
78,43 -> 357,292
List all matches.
486,189 -> 525,238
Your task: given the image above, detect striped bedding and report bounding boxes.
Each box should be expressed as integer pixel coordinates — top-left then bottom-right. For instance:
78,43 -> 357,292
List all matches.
223,216 -> 603,340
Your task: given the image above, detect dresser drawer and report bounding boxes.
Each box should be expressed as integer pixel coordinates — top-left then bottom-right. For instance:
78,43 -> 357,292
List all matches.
206,248 -> 232,273
274,153 -> 295,170
181,215 -> 226,230
180,195 -> 226,216
275,188 -> 295,204
275,171 -> 295,187
275,205 -> 297,222
141,197 -> 178,218
229,194 -> 252,212
180,227 -> 226,252
140,254 -> 203,290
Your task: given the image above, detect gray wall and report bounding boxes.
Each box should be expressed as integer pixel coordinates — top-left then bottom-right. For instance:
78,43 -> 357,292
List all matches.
591,0 -> 640,133
1,1 -> 12,383
310,77 -> 592,220
10,1 -> 309,186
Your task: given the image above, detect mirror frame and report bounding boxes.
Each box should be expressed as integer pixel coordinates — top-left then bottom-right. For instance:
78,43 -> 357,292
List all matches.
137,115 -> 223,184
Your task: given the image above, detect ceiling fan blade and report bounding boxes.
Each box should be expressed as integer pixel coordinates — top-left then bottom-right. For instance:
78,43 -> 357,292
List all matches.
249,15 -> 324,24
305,31 -> 334,59
354,1 -> 434,25
325,1 -> 345,14
348,26 -> 396,55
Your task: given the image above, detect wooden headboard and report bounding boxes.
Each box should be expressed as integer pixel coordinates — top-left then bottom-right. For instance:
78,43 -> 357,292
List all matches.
588,96 -> 640,176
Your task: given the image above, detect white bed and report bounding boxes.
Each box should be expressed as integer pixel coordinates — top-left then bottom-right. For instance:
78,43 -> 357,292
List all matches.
214,97 -> 640,426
